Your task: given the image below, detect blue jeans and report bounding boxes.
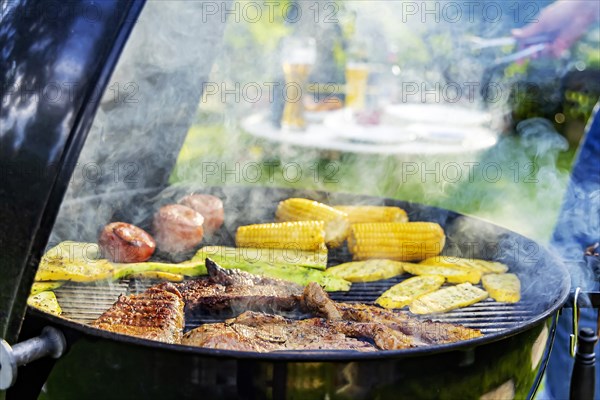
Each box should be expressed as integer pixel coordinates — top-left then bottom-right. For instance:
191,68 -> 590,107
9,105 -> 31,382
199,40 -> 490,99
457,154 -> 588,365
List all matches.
542,102 -> 600,400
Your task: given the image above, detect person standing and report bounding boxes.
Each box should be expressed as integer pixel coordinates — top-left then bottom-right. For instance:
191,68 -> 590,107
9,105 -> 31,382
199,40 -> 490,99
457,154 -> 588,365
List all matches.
514,1 -> 600,398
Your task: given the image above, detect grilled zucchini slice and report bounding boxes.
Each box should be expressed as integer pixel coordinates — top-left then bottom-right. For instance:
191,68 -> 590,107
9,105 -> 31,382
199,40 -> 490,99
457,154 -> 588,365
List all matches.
481,273 -> 521,303
376,275 -> 445,309
112,260 -> 206,280
403,263 -> 482,284
27,291 -> 62,316
124,271 -> 185,282
36,258 -> 114,282
325,259 -> 405,282
409,283 -> 488,314
31,282 -> 64,295
420,256 -> 509,274
194,247 -> 351,292
36,241 -> 114,282
198,246 -> 328,271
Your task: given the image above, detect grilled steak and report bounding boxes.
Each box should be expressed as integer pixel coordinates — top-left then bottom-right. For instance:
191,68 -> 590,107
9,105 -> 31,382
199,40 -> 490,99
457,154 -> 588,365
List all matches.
204,258 -> 295,287
182,311 -> 415,351
92,283 -> 184,344
302,282 -> 482,345
176,259 -> 303,315
335,303 -> 483,344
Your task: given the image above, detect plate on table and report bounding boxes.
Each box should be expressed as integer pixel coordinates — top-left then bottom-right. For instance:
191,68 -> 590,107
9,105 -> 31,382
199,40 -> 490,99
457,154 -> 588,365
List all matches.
323,110 -> 417,145
386,104 -> 492,127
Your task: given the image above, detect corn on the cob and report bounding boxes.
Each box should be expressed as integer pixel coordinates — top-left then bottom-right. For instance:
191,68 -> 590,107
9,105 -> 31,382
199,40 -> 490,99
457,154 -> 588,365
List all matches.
325,259 -> 405,282
403,263 -> 482,284
333,206 -> 408,224
481,273 -> 521,303
236,221 -> 327,251
348,222 -> 445,261
276,198 -> 349,247
420,256 -> 509,274
409,283 -> 488,314
376,275 -> 445,309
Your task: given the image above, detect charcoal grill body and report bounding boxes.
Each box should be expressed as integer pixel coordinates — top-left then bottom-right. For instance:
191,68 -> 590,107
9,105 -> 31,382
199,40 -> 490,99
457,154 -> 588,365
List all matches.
22,308 -> 556,400
14,186 -> 570,400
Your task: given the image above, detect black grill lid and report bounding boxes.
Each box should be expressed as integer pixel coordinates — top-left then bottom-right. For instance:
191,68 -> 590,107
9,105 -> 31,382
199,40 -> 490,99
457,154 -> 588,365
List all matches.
0,0 -> 145,342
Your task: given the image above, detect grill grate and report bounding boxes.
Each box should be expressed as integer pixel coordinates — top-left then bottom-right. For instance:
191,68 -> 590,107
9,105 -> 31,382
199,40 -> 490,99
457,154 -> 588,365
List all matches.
54,275 -> 536,336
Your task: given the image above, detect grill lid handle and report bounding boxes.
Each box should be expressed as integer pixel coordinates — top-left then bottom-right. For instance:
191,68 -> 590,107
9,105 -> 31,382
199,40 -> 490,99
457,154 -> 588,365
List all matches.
0,327 -> 66,390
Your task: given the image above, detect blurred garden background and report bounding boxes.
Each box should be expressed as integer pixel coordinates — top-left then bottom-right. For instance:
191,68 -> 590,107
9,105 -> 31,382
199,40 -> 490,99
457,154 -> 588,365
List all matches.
170,0 -> 600,244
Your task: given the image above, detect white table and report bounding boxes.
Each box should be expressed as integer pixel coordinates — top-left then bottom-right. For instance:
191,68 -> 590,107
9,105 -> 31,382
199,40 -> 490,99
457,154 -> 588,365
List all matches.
241,105 -> 499,155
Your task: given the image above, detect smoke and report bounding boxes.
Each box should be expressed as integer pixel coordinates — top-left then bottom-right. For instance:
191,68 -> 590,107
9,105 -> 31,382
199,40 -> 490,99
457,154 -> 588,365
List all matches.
43,1 -> 589,330
51,1 -> 227,246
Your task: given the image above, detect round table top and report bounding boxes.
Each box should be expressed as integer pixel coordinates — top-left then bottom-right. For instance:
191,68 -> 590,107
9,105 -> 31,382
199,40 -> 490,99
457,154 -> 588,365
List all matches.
241,105 -> 499,155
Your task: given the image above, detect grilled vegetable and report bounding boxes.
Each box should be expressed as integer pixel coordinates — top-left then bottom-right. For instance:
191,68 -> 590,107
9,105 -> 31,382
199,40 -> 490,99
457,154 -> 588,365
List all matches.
236,221 -> 327,251
199,246 -> 327,270
409,283 -> 489,314
333,205 -> 408,224
39,241 -> 206,281
375,275 -> 445,309
325,259 -> 405,282
112,260 -> 206,280
420,256 -> 509,274
348,222 -> 445,261
275,198 -> 349,247
124,271 -> 185,282
43,241 -> 102,262
27,291 -> 62,316
194,247 -> 351,292
402,263 -> 482,284
31,282 -> 64,295
37,251 -> 114,282
481,273 -> 521,303
37,242 -> 112,282
99,222 -> 156,263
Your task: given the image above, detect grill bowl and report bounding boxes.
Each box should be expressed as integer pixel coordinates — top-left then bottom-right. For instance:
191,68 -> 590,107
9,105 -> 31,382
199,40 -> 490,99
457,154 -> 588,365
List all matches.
18,185 -> 569,400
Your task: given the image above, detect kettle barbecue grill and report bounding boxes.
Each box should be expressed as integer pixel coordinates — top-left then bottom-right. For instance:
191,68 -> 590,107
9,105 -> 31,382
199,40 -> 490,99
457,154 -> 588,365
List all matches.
0,1 -> 596,399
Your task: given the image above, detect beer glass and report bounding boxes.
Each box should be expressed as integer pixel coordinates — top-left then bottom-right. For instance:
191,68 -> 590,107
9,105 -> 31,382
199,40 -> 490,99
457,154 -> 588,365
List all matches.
280,37 -> 316,131
345,62 -> 369,111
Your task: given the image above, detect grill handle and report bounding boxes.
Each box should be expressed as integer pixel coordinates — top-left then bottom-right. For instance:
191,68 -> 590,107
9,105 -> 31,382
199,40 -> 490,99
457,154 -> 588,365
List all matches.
0,327 -> 66,390
569,328 -> 597,400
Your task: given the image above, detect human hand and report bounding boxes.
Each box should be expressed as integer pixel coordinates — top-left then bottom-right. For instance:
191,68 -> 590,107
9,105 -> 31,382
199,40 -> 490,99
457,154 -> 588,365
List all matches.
512,0 -> 600,57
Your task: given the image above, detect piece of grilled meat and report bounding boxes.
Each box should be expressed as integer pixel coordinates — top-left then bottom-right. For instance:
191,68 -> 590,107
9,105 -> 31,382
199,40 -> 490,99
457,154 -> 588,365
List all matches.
176,259 -> 303,315
182,311 -> 414,351
302,282 -> 482,345
92,283 -> 184,344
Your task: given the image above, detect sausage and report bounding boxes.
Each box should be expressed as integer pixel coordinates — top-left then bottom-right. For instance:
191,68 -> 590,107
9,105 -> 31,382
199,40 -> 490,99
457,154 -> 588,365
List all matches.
178,194 -> 224,234
99,222 -> 156,263
153,204 -> 204,254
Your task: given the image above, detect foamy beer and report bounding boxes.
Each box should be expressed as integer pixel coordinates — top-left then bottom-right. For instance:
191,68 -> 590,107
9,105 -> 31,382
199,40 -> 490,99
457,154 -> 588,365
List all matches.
345,62 -> 369,110
280,37 -> 316,131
